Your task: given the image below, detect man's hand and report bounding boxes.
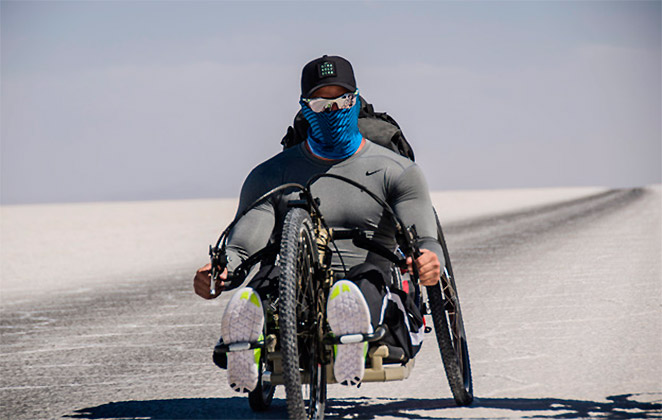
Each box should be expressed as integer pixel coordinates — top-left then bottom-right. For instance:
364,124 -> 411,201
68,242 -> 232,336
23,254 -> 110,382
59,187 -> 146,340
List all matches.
406,248 -> 441,286
193,263 -> 227,299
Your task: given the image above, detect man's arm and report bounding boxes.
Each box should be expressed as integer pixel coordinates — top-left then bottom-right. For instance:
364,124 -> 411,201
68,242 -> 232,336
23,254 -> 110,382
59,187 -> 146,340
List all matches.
226,165 -> 277,273
390,164 -> 444,286
194,165 -> 276,299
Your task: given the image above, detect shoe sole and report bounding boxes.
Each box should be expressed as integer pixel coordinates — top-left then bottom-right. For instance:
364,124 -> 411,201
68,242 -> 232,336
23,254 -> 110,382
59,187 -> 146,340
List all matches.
221,287 -> 264,393
327,280 -> 371,387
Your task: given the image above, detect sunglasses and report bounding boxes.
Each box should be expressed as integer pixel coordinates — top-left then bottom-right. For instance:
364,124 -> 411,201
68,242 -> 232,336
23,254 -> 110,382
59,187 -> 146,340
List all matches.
302,90 -> 358,113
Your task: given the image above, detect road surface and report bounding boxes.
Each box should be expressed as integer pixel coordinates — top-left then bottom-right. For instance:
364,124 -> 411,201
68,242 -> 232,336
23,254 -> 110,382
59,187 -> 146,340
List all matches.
1,187 -> 660,419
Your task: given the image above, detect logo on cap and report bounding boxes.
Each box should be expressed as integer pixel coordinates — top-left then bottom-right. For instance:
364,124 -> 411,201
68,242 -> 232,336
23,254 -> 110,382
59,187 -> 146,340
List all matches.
318,61 -> 336,78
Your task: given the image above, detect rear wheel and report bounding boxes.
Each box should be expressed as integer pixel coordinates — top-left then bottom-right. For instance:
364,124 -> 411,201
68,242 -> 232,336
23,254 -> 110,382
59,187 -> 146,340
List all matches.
427,210 -> 473,406
279,207 -> 326,420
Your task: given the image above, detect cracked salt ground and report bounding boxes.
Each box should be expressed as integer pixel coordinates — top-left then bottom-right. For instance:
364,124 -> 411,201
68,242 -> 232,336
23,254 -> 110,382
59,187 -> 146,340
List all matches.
1,186 -> 660,419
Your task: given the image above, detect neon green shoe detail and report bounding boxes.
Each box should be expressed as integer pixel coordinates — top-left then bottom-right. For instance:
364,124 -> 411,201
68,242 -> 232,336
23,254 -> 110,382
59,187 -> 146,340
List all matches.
330,282 -> 353,301
239,290 -> 261,308
330,286 -> 341,300
254,333 -> 264,365
332,342 -> 367,364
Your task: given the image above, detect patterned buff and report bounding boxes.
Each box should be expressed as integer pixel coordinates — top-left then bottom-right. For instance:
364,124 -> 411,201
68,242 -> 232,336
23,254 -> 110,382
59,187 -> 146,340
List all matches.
299,93 -> 363,160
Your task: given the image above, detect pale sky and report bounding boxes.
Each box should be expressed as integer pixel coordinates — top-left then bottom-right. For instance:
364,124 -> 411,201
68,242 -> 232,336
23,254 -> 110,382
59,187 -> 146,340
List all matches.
1,0 -> 660,204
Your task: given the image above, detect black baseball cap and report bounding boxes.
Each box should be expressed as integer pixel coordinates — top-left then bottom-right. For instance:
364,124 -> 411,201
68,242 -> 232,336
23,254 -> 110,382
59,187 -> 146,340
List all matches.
301,55 -> 357,98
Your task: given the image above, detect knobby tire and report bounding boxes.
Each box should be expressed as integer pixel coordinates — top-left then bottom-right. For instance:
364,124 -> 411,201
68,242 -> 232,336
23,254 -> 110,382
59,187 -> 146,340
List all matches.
427,212 -> 473,406
279,208 -> 326,420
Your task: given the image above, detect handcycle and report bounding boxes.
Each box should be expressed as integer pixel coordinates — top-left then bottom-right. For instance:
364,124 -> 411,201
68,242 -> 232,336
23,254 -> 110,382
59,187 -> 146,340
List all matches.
210,174 -> 473,419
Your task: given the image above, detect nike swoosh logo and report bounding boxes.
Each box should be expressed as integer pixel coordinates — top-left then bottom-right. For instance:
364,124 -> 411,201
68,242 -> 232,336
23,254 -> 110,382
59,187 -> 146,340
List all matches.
365,169 -> 383,176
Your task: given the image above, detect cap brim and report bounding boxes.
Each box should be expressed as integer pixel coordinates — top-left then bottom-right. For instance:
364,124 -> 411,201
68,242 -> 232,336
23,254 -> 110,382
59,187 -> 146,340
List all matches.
304,82 -> 357,98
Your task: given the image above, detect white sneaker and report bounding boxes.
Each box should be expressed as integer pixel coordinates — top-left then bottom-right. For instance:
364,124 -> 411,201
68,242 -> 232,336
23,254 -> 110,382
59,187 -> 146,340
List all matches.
326,280 -> 371,387
221,287 -> 264,393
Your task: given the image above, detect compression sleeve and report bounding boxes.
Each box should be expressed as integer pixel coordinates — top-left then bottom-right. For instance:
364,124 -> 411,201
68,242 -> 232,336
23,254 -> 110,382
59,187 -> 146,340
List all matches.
224,166 -> 276,282
390,164 -> 445,267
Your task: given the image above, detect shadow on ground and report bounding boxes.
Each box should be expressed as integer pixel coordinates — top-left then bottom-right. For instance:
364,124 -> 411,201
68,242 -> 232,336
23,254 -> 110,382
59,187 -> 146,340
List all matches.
328,394 -> 661,419
66,393 -> 661,420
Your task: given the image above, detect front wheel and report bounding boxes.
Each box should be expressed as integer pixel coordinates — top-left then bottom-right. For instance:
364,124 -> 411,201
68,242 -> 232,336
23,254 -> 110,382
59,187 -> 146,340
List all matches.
428,210 -> 473,406
278,207 -> 326,420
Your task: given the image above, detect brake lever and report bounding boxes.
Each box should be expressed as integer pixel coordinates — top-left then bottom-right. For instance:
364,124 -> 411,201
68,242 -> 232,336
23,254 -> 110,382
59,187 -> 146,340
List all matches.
401,225 -> 423,307
209,245 -> 228,296
399,224 -> 423,279
402,224 -> 421,258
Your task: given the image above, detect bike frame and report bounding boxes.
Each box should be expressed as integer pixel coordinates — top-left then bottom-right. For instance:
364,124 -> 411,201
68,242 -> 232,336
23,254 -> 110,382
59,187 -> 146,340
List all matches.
211,174 -> 473,414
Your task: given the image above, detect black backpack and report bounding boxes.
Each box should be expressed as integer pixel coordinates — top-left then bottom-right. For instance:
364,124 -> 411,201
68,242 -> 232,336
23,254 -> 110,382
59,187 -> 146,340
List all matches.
281,96 -> 416,162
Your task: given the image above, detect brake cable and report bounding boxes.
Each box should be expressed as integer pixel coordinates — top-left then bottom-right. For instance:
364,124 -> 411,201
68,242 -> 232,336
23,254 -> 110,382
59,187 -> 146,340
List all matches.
209,183 -> 306,294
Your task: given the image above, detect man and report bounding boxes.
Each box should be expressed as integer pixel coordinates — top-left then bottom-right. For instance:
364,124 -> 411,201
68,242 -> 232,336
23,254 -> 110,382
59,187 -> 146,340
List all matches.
194,55 -> 442,393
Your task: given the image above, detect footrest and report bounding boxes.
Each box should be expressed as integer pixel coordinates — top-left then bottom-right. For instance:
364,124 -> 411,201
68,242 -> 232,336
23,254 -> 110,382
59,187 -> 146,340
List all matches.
322,325 -> 387,345
214,335 -> 275,354
362,345 -> 415,382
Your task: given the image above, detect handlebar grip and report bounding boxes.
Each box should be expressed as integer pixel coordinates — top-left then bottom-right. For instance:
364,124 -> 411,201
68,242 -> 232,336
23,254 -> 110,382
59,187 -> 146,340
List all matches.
209,245 -> 228,295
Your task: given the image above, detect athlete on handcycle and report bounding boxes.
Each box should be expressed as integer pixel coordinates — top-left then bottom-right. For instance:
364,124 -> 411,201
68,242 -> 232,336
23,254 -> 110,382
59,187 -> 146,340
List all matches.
194,55 -> 445,397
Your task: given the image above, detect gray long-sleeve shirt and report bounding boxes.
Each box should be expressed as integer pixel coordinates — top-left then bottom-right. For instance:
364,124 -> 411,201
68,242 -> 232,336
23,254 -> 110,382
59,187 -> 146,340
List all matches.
224,140 -> 443,277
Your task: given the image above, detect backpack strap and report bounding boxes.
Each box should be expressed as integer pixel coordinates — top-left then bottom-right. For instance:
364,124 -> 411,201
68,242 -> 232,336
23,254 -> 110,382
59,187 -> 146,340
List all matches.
359,96 -> 375,118
357,97 -> 415,161
280,126 -> 297,149
281,111 -> 308,149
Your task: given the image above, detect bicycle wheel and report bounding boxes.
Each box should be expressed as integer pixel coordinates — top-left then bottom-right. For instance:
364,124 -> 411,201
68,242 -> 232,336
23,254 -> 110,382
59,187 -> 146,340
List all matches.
279,207 -> 327,420
427,209 -> 473,406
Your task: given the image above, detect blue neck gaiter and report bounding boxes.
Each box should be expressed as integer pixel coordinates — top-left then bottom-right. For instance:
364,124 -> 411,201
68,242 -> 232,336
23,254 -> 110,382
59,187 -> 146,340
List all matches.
299,94 -> 363,160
